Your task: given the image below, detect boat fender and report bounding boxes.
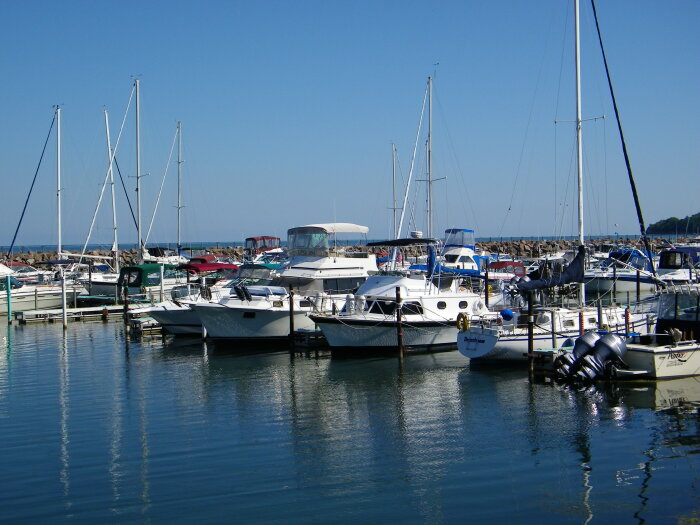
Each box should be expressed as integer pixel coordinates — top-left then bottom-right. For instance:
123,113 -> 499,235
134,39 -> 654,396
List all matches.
456,312 -> 470,331
500,309 -> 515,321
241,286 -> 253,302
233,286 -> 245,301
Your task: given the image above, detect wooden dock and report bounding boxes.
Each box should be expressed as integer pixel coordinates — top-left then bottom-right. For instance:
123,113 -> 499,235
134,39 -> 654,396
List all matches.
13,305 -> 136,324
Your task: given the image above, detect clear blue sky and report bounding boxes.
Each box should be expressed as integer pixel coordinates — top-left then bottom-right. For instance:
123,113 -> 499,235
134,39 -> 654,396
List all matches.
1,0 -> 698,247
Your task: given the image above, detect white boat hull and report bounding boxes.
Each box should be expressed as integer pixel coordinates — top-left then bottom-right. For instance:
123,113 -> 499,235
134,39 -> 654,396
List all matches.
458,312 -> 653,362
0,286 -> 83,314
623,340 -> 700,378
147,305 -> 203,335
193,302 -> 317,340
312,315 -> 457,352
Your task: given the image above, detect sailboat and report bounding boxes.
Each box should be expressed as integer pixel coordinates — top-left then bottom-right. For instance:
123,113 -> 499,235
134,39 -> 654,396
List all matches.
457,0 -> 655,363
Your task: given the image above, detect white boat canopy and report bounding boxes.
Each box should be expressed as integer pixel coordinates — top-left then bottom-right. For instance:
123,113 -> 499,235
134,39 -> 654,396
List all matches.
303,223 -> 369,234
0,264 -> 14,277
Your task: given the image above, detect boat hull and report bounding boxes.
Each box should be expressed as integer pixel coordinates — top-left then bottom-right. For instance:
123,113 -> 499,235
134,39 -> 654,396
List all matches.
312,315 -> 458,352
623,341 -> 700,378
147,305 -> 203,335
193,303 -> 316,340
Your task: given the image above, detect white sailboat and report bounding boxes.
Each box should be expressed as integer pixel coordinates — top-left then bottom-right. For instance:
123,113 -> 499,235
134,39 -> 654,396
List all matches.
457,0 -> 655,363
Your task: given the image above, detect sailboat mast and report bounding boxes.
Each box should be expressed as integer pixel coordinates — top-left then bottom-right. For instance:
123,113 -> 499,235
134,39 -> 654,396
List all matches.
391,143 -> 397,238
104,110 -> 119,272
427,76 -> 433,239
135,78 -> 142,253
177,121 -> 183,254
574,0 -> 585,302
56,106 -> 62,257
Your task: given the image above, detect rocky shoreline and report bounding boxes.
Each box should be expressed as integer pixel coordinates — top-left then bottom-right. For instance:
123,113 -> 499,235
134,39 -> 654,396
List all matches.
3,237 -> 690,268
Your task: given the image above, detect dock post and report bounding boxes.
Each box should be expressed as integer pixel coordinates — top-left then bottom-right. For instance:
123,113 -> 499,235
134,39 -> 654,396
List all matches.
159,264 -> 164,302
5,275 -> 12,324
636,270 -> 640,303
34,288 -> 38,310
61,268 -> 68,330
612,265 -> 617,301
550,309 -> 558,348
578,310 -> 584,335
396,287 -> 404,358
527,291 -> 534,375
484,265 -> 489,308
288,284 -> 295,350
597,299 -> 603,330
123,287 -> 130,332
624,307 -> 630,335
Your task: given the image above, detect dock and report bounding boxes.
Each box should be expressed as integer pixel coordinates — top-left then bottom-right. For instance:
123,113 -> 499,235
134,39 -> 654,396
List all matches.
13,305 -> 137,324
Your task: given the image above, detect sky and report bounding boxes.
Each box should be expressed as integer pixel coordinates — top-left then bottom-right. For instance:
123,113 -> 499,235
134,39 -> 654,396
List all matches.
1,0 -> 698,248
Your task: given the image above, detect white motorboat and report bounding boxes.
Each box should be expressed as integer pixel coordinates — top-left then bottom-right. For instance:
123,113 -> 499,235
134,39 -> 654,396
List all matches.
310,237 -> 493,352
193,223 -> 378,341
140,263 -> 274,335
0,264 -> 84,314
584,248 -> 660,296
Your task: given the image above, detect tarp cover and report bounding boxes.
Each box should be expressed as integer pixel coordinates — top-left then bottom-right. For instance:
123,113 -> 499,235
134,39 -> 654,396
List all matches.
517,245 -> 585,292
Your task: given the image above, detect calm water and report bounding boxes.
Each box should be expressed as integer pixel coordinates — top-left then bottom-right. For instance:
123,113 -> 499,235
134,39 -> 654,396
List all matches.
0,322 -> 698,524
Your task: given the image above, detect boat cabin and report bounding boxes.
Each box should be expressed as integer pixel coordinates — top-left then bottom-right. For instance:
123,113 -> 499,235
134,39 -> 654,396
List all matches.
658,247 -> 700,275
117,263 -> 187,296
656,285 -> 700,342
244,236 -> 281,259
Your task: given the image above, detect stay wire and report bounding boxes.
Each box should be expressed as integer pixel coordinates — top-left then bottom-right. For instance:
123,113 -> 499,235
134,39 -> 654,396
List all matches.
6,111 -> 57,258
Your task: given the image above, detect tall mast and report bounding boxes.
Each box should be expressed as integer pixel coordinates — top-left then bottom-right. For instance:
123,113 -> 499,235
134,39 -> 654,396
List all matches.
104,110 -> 119,272
135,78 -> 142,253
574,0 -> 585,302
427,76 -> 433,239
391,142 -> 397,238
177,121 -> 183,254
56,106 -> 62,257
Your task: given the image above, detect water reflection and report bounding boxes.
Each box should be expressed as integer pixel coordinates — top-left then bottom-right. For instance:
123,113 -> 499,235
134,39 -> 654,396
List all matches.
2,323 -> 699,523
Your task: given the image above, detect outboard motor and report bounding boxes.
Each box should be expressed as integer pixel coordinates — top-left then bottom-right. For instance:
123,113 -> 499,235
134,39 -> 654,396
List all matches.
553,331 -> 601,380
574,334 -> 627,382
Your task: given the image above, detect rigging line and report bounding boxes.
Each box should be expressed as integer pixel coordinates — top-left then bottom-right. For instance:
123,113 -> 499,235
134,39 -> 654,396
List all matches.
6,111 -> 57,258
590,0 -> 656,277
145,125 -> 179,244
434,89 -> 480,233
495,38 -> 551,239
113,156 -> 138,229
396,80 -> 428,241
78,87 -> 135,264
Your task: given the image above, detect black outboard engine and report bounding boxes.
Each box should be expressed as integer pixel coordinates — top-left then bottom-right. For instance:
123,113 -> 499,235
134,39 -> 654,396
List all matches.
574,334 -> 627,382
553,331 -> 601,380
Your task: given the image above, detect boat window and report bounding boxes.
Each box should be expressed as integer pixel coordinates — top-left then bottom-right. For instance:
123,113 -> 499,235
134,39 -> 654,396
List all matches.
658,294 -> 678,320
444,254 -> 458,263
563,320 -> 575,328
323,277 -> 365,295
299,300 -> 311,307
401,302 -> 423,315
677,294 -> 699,321
437,301 -> 447,310
287,231 -> 329,257
369,300 -> 396,315
459,301 -> 468,309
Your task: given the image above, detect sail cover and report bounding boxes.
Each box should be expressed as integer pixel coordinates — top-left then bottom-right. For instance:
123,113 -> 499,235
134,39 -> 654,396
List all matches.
517,245 -> 585,292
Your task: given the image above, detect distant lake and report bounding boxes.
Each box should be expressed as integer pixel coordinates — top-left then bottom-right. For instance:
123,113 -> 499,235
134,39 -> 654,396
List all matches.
0,322 -> 698,523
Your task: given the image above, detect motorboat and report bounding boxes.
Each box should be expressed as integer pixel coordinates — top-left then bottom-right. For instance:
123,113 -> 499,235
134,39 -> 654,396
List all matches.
310,238 -> 491,353
139,263 -> 273,336
192,223 -> 378,341
0,263 -> 85,314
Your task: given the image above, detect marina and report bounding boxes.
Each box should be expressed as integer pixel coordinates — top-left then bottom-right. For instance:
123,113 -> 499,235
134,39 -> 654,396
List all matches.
2,0 -> 699,522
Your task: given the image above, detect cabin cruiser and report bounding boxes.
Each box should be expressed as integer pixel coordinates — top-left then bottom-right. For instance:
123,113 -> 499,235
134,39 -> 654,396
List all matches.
192,223 -> 378,341
583,248 -> 660,296
310,238 -> 491,353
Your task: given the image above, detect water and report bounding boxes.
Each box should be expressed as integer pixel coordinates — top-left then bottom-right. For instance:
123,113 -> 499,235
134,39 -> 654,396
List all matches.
0,322 -> 698,524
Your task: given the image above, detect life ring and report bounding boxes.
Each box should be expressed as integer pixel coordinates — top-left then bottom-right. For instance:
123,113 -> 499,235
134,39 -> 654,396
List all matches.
456,312 -> 470,331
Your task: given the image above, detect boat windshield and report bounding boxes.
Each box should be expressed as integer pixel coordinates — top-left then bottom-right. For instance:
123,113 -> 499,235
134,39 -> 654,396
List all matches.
444,229 -> 475,248
0,276 -> 24,290
658,292 -> 700,321
287,228 -> 329,257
